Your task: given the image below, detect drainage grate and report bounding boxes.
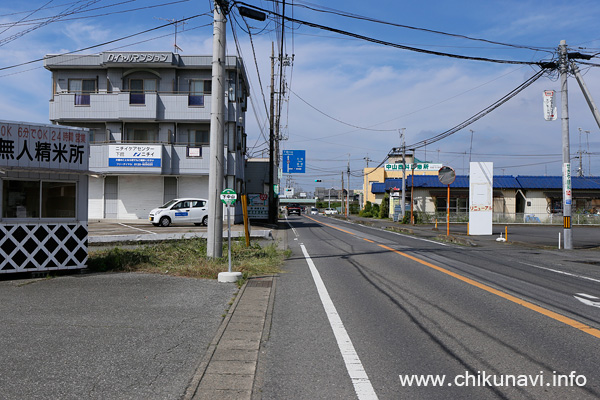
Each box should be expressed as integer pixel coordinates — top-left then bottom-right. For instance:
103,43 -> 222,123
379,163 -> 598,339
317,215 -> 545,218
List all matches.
247,280 -> 273,288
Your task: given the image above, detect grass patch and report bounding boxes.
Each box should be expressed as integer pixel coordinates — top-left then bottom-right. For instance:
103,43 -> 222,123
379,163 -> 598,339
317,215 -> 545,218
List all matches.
88,238 -> 288,280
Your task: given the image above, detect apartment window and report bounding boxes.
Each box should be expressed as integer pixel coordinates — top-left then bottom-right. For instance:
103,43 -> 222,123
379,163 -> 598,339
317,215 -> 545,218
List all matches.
188,80 -> 211,106
126,129 -> 157,143
187,129 -> 208,157
129,78 -> 156,105
2,180 -> 76,219
188,130 -> 209,145
69,79 -> 96,106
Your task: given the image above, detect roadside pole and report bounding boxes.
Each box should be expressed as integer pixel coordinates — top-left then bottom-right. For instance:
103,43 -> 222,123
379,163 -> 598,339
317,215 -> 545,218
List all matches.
559,40 -> 573,250
400,128 -> 406,220
218,189 -> 242,283
207,1 -> 227,258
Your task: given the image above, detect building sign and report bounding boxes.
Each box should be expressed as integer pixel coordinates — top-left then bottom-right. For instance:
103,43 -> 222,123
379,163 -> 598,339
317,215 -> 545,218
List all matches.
0,121 -> 88,171
102,52 -> 174,64
543,90 -> 558,121
247,193 -> 268,219
282,150 -> 306,173
108,144 -> 161,167
385,163 -> 443,171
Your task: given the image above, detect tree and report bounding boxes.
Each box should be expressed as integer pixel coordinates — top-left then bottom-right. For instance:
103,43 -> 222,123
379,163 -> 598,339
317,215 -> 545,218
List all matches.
379,193 -> 389,219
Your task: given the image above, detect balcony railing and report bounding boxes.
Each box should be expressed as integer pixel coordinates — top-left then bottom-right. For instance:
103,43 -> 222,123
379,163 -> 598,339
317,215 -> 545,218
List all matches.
49,91 -> 218,122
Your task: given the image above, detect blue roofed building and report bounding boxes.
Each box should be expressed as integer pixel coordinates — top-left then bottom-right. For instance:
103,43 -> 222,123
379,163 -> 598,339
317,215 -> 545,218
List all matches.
370,175 -> 600,222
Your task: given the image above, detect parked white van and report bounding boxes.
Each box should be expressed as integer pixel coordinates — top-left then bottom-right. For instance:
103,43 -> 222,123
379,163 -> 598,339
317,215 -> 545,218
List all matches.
149,198 -> 208,227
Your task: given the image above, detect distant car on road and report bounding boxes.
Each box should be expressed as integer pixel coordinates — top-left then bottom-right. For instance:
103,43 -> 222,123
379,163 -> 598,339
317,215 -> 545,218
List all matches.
286,203 -> 302,216
324,208 -> 338,215
149,198 -> 208,227
310,207 -> 319,215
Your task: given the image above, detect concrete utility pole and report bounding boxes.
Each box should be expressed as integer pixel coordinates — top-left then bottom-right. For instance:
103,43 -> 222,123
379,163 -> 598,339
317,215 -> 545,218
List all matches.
346,154 -> 350,217
559,40 -> 572,250
268,43 -> 277,224
341,172 -> 345,215
400,128 -> 406,220
207,1 -> 228,258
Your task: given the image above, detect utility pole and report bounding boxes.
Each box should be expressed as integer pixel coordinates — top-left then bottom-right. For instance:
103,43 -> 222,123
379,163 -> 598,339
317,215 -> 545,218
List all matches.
578,127 -> 584,177
207,0 -> 227,258
346,154 -> 350,217
400,128 -> 406,220
268,43 -> 276,224
559,40 -> 572,250
341,172 -> 345,215
469,129 -> 474,163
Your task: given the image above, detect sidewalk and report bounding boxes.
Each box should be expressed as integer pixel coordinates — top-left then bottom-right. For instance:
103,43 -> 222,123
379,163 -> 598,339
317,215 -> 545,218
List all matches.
183,224 -> 287,400
184,275 -> 275,400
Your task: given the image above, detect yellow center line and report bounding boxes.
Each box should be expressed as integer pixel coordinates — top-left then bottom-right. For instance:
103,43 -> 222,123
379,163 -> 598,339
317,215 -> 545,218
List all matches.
304,215 -> 600,339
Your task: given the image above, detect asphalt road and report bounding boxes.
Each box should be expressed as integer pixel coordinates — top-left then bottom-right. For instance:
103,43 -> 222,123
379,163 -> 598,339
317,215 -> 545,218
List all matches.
0,273 -> 237,400
256,214 -> 600,399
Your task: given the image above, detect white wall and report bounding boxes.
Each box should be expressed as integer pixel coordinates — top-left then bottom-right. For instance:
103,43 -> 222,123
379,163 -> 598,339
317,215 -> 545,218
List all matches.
88,176 -> 104,219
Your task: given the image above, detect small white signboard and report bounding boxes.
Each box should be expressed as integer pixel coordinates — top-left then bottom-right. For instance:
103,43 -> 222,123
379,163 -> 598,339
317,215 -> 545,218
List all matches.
543,90 -> 558,121
469,162 -> 493,235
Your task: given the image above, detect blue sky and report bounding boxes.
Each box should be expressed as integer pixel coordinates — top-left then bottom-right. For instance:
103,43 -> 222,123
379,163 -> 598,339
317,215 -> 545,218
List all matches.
2,0 -> 600,193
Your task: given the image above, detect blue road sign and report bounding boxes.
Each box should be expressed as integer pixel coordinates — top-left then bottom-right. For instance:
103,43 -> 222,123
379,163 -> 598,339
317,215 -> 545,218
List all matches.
282,150 -> 306,173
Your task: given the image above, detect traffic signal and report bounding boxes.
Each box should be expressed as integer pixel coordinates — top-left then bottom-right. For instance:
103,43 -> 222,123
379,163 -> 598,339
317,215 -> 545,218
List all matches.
315,179 -> 322,182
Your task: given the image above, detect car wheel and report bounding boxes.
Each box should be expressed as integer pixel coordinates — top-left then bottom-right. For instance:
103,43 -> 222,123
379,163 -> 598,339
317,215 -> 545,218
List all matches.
202,215 -> 208,226
159,216 -> 171,227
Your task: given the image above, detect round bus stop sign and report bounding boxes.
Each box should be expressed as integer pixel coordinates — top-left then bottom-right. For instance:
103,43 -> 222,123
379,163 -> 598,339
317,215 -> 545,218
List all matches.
220,189 -> 237,206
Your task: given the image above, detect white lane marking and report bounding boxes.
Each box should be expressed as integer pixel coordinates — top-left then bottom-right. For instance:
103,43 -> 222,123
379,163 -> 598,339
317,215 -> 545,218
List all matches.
334,218 -> 449,246
300,243 -> 378,400
520,262 -> 600,284
576,293 -> 599,299
118,223 -> 156,234
285,216 -> 299,238
573,293 -> 600,308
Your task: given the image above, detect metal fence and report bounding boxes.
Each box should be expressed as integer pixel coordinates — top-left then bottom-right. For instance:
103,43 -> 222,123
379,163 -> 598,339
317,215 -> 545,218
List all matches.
412,212 -> 600,225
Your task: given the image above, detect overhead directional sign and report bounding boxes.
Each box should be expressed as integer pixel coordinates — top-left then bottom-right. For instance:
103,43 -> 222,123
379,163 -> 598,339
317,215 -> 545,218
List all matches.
283,150 -> 306,173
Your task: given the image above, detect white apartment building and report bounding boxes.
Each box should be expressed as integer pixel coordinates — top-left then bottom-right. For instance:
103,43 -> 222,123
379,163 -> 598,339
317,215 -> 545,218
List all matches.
44,51 -> 248,221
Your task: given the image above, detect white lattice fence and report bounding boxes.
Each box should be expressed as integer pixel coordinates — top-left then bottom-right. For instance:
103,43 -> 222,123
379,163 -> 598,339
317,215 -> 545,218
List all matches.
0,223 -> 88,273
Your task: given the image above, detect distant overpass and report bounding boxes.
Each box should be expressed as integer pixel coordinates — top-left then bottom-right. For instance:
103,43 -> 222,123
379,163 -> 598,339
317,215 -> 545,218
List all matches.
278,198 -> 317,206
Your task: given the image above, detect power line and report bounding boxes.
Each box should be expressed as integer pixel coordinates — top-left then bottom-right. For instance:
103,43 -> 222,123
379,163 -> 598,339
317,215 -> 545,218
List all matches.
0,13 -> 208,72
0,0 -> 191,27
233,2 -> 554,66
289,87 -> 396,131
264,0 -> 554,54
395,68 -> 548,151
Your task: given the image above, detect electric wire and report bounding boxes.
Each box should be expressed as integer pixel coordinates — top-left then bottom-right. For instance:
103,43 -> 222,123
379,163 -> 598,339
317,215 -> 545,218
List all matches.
401,68 -> 548,151
289,87 -> 396,131
0,13 -> 208,72
233,2 -> 554,66
0,1 -> 193,27
263,0 -> 554,54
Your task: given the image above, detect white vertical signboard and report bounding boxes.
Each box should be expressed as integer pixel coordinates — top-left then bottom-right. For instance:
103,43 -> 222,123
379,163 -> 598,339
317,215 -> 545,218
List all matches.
469,162 -> 493,235
543,90 -> 558,121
